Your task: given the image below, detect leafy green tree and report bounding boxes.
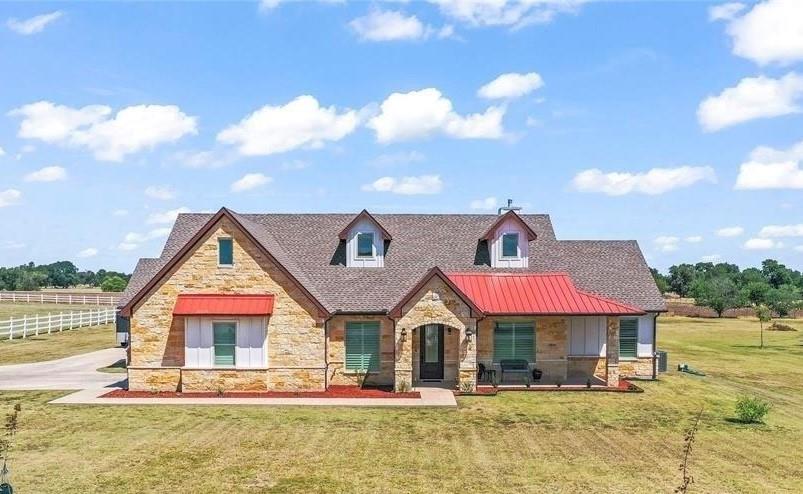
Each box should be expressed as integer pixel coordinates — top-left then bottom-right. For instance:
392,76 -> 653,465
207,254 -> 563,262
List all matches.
691,275 -> 744,317
668,264 -> 697,297
17,271 -> 47,291
44,261 -> 79,288
765,284 -> 802,317
742,281 -> 771,306
650,268 -> 669,294
762,259 -> 793,288
100,275 -> 128,292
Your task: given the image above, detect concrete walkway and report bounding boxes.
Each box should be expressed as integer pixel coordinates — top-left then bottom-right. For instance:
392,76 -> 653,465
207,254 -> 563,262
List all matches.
0,347 -> 126,390
50,386 -> 458,407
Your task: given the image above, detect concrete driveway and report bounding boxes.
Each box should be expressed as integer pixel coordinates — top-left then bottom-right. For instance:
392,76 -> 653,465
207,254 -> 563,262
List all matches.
0,347 -> 127,390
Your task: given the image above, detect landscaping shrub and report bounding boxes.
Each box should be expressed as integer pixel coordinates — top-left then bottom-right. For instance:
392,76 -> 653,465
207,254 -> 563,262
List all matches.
735,396 -> 771,424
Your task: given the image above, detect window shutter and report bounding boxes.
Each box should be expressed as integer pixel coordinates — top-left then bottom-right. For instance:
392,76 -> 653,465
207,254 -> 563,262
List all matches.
494,322 -> 535,362
345,321 -> 380,371
619,318 -> 638,358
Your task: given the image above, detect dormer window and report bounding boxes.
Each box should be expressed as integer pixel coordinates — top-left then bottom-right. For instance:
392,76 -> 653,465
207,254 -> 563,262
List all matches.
357,232 -> 374,258
502,233 -> 519,258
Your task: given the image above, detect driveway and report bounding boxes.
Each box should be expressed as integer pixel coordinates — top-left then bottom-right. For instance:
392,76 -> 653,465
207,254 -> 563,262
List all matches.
0,347 -> 127,390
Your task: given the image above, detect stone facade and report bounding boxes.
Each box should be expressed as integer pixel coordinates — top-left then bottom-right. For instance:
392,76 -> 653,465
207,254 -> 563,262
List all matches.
605,316 -> 620,386
327,315 -> 395,386
619,357 -> 654,378
128,217 -> 325,392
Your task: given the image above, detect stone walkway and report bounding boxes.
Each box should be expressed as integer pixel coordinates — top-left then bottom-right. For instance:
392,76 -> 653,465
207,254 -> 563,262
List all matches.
50,386 -> 458,407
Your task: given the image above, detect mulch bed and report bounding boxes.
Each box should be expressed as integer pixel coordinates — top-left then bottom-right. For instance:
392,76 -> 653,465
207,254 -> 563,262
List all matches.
102,385 -> 420,399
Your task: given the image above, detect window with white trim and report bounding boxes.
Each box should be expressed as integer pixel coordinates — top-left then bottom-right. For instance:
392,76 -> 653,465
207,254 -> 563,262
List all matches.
356,232 -> 374,258
213,322 -> 236,366
502,233 -> 519,257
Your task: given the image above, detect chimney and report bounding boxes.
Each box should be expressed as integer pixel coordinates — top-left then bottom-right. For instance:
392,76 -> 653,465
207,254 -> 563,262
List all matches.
497,198 -> 522,215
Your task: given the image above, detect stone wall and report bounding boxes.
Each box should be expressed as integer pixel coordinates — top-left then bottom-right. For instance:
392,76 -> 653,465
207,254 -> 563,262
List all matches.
327,315 -> 395,386
128,217 -> 325,392
619,357 -> 654,378
127,367 -> 181,392
605,316 -> 620,386
182,369 -> 268,392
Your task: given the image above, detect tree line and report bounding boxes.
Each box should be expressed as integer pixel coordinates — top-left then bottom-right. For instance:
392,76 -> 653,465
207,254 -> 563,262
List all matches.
0,261 -> 131,292
651,259 -> 802,317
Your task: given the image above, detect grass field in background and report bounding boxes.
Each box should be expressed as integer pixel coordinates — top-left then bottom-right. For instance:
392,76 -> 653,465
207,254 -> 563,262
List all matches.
0,324 -> 117,365
0,303 -> 107,320
0,316 -> 801,493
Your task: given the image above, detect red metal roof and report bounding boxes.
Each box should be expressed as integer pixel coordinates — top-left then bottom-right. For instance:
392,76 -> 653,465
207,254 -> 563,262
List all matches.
446,273 -> 644,315
173,294 -> 274,316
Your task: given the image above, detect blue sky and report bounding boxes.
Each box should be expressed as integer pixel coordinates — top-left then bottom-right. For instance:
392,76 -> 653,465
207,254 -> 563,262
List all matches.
1,0 -> 802,273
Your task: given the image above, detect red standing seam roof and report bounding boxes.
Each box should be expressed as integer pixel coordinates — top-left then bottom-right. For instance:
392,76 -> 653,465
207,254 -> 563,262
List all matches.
173,294 -> 275,316
446,273 -> 644,315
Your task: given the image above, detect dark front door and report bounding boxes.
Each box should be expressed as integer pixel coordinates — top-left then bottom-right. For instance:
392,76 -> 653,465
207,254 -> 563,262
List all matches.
419,324 -> 444,380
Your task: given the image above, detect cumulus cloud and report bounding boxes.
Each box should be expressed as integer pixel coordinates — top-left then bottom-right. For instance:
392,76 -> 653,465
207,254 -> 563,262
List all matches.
431,0 -> 585,29
350,10 -> 429,41
231,173 -> 272,192
368,88 -> 504,142
470,196 -> 498,210
144,185 -> 175,200
744,238 -> 783,250
7,11 -> 62,35
361,175 -> 443,195
0,189 -> 22,207
118,227 -> 172,251
654,236 -> 680,253
759,224 -> 803,237
146,207 -> 190,225
716,226 -> 745,237
478,72 -> 544,100
709,2 -> 745,21
0,146 -> 6,156
697,73 -> 803,131
701,254 -> 722,262
24,165 -> 67,182
571,166 -> 717,196
1,241 -> 26,250
217,95 -> 359,156
9,101 -> 197,162
722,0 -> 803,65
734,139 -> 803,189
77,247 -> 99,258
685,236 -> 703,243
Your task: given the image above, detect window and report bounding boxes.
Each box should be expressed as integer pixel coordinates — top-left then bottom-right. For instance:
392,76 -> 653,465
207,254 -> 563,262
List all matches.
345,321 -> 380,371
213,322 -> 236,366
619,318 -> 638,359
494,322 -> 535,362
502,233 -> 519,257
356,232 -> 374,257
218,238 -> 233,266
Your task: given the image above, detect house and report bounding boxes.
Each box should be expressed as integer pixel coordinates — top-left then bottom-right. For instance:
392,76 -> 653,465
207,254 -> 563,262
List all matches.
118,206 -> 665,393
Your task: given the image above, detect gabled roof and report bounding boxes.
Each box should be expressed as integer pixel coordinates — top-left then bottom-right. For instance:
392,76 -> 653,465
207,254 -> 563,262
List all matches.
480,210 -> 538,241
118,208 -> 329,318
337,209 -> 392,240
447,272 -> 644,315
389,267 -> 484,318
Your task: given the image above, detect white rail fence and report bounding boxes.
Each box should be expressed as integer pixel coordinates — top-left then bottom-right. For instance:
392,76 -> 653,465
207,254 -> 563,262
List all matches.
0,308 -> 116,340
0,291 -> 120,306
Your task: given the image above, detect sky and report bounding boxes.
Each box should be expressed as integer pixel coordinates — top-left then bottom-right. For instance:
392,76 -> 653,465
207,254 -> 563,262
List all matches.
1,0 -> 802,274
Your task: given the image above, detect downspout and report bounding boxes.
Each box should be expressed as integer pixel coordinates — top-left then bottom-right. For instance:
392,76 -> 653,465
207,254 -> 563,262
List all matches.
323,316 -> 331,390
652,312 -> 659,380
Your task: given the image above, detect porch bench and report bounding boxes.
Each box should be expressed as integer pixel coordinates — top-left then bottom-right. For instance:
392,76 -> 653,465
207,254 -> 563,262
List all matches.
499,359 -> 532,387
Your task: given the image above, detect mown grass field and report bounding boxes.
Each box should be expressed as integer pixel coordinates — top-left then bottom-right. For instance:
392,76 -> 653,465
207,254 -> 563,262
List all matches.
0,302 -> 106,319
1,316 -> 801,493
0,324 -> 117,365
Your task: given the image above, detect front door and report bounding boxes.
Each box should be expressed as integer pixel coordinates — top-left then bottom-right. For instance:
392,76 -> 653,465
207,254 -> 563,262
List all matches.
419,324 -> 444,380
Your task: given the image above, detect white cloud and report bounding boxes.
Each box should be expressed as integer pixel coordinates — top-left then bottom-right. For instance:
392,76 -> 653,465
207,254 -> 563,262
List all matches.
701,254 -> 722,262
361,175 -> 443,195
117,242 -> 138,251
431,0 -> 584,29
231,173 -> 272,192
0,189 -> 22,207
716,226 -> 745,237
0,146 -> 5,156
571,166 -> 717,196
368,88 -> 504,142
77,247 -> 98,258
759,224 -> 803,237
258,0 -> 282,11
654,236 -> 680,253
118,227 -> 171,251
370,151 -> 426,167
9,101 -> 197,162
144,185 -> 175,200
735,139 -> 803,189
795,245 -> 803,252
709,2 -> 745,21
470,196 -> 498,210
146,207 -> 190,225
478,72 -> 544,100
7,11 -> 62,35
724,0 -> 803,65
24,165 -> 67,182
697,73 -> 803,131
1,241 -> 26,250
350,10 -> 428,41
685,236 -> 703,243
218,96 -> 359,156
112,209 -> 129,217
173,149 -> 237,169
744,238 -> 783,250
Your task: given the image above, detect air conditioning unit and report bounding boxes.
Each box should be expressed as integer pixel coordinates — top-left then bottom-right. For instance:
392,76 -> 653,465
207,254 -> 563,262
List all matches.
657,350 -> 668,373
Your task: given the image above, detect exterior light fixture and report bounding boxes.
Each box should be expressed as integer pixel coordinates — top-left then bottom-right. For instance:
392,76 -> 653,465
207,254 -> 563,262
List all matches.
465,327 -> 474,342
400,328 -> 407,342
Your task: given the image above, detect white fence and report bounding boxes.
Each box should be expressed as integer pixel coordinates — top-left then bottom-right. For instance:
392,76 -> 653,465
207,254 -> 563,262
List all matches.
0,291 -> 120,306
0,308 -> 116,340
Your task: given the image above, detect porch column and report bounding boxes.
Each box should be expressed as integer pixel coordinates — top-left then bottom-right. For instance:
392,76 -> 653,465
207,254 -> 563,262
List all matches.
606,316 -> 620,387
457,320 -> 477,392
394,324 -> 413,392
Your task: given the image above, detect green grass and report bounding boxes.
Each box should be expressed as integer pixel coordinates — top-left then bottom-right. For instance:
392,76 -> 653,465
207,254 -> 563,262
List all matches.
97,358 -> 128,374
1,316 -> 801,493
0,302 -> 106,319
0,324 -> 117,365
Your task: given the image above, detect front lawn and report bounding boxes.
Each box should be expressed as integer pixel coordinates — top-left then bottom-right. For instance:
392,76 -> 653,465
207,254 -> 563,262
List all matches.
0,302 -> 107,319
0,324 -> 117,365
0,316 -> 801,493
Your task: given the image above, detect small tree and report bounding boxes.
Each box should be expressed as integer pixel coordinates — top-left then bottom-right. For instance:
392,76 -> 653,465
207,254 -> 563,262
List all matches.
0,404 -> 22,488
100,275 -> 127,292
765,284 -> 802,317
675,407 -> 704,494
691,276 -> 743,317
755,304 -> 771,349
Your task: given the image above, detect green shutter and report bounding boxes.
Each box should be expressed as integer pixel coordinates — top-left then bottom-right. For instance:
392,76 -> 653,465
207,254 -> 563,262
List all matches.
213,322 -> 236,366
345,321 -> 380,371
619,318 -> 638,358
494,322 -> 535,362
218,238 -> 233,265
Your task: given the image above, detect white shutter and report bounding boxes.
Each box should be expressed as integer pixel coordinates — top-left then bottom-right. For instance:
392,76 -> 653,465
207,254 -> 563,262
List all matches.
185,317 -> 200,367
250,318 -> 266,367
199,318 -> 213,367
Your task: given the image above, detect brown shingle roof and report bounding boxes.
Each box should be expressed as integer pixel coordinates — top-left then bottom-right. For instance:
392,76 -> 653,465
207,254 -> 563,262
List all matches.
119,210 -> 665,313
